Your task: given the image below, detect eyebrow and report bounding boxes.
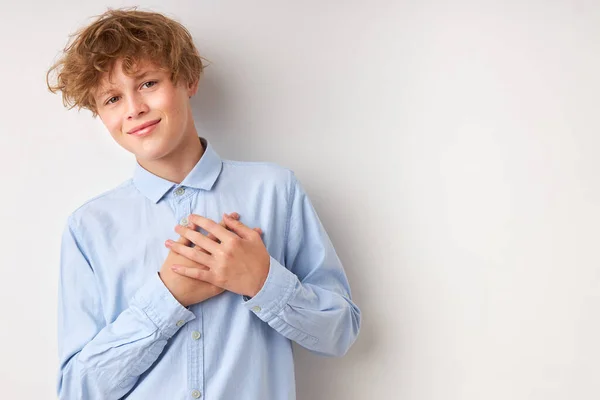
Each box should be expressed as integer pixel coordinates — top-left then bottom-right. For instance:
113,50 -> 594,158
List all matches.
96,70 -> 156,100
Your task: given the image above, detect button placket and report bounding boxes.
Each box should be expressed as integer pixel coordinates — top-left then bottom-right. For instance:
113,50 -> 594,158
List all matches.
176,188 -> 194,228
181,230 -> 204,400
184,189 -> 205,397
188,305 -> 205,398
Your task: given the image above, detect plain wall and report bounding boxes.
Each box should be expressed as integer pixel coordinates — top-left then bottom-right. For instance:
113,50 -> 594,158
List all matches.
1,0 -> 599,399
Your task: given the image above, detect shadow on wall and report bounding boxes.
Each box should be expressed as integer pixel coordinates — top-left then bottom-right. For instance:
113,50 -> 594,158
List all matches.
192,68 -> 240,140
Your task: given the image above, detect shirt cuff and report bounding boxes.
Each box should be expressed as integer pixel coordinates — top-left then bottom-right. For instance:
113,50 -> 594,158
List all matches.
242,256 -> 298,321
131,272 -> 196,339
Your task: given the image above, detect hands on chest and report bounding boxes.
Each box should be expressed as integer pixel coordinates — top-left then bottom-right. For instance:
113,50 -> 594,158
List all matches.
158,213 -> 270,307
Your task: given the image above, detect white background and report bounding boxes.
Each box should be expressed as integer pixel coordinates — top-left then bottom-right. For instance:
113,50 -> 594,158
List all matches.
1,1 -> 599,399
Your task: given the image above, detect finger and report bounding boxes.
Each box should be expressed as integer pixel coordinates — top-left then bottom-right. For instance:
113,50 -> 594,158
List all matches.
171,264 -> 214,282
253,227 -> 264,243
176,224 -> 221,255
167,241 -> 214,269
191,221 -> 220,251
185,213 -> 240,253
167,232 -> 193,248
172,213 -> 243,249
206,213 -> 240,242
223,214 -> 260,240
188,214 -> 237,243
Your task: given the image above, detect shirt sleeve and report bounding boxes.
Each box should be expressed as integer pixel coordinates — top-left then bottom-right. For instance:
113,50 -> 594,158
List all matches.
242,171 -> 361,357
57,216 -> 196,400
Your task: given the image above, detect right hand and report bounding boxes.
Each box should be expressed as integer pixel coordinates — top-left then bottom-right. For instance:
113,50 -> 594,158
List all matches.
159,213 -> 262,307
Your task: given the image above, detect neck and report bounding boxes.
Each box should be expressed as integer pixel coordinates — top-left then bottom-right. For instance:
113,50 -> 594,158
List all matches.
137,133 -> 205,185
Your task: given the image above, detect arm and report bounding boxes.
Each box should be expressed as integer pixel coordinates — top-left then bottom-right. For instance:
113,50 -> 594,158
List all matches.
56,216 -> 195,400
242,171 -> 361,357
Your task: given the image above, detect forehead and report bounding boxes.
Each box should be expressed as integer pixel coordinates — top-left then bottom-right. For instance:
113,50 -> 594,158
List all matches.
95,59 -> 167,97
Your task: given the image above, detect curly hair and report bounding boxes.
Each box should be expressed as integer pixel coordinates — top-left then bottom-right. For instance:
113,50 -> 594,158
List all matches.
46,7 -> 208,117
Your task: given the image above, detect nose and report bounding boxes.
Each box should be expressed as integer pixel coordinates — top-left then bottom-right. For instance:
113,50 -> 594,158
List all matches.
126,93 -> 149,119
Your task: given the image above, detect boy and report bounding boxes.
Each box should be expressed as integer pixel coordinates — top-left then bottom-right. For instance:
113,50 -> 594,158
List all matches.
47,7 -> 360,400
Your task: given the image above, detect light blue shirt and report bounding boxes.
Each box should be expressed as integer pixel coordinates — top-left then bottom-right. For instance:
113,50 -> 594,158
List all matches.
57,136 -> 361,400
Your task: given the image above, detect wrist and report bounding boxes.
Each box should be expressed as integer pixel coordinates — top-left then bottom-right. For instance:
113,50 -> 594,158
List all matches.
247,268 -> 268,297
158,271 -> 190,307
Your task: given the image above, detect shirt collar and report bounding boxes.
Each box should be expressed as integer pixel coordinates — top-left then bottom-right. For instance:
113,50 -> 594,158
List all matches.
132,136 -> 223,203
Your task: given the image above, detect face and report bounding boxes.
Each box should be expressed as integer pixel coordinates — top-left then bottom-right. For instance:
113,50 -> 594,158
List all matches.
94,58 -> 199,164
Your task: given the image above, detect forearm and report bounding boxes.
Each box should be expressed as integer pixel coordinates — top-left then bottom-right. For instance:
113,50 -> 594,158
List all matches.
59,309 -> 167,399
243,257 -> 361,357
58,273 -> 195,399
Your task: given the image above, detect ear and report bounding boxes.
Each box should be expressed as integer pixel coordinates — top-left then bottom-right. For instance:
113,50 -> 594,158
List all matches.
187,78 -> 199,98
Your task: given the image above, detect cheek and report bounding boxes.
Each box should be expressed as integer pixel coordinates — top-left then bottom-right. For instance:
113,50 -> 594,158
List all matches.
152,93 -> 179,114
109,120 -> 122,136
100,113 -> 123,137
162,94 -> 188,122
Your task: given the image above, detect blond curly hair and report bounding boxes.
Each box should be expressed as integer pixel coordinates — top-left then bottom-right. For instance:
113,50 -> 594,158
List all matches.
46,7 -> 208,117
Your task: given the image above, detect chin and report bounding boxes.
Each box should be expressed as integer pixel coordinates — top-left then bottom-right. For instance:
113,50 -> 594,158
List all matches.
132,141 -> 179,162
133,147 -> 170,162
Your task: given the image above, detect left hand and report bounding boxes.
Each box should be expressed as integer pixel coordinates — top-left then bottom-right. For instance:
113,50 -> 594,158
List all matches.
168,213 -> 270,297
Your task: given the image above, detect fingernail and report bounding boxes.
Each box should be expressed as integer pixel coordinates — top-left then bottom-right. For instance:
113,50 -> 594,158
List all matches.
171,265 -> 180,271
165,240 -> 173,246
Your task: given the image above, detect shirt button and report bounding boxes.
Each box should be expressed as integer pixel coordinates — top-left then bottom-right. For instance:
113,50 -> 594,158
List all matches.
179,217 -> 189,226
251,306 -> 262,312
191,331 -> 201,340
176,320 -> 185,327
175,187 -> 185,196
191,389 -> 202,398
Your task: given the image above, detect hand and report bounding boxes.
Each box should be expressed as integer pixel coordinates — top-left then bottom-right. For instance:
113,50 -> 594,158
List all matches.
159,213 -> 241,307
168,213 -> 270,298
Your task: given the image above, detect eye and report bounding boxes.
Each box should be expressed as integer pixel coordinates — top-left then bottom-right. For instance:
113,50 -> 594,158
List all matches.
105,96 -> 119,105
142,80 -> 158,89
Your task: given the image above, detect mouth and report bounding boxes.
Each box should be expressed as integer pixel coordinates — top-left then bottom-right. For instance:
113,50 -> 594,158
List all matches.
128,119 -> 161,136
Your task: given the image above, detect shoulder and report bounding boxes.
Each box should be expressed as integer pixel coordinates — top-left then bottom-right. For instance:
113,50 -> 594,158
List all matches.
220,159 -> 299,190
66,179 -> 136,231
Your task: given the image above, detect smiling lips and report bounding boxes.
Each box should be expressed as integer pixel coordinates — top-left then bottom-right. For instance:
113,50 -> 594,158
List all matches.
127,119 -> 161,135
